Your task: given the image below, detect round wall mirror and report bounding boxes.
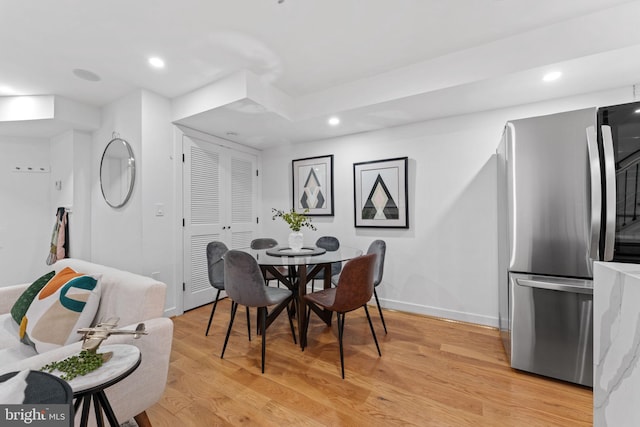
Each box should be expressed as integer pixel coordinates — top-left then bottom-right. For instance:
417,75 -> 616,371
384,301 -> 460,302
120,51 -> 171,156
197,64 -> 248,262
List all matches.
100,137 -> 135,208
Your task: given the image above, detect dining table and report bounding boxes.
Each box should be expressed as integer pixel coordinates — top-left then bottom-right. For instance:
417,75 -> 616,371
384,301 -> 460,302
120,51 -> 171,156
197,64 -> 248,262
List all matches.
245,245 -> 363,349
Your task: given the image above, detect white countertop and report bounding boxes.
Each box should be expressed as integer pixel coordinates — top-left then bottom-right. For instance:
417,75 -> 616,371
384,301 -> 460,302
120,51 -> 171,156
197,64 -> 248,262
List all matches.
593,262 -> 640,427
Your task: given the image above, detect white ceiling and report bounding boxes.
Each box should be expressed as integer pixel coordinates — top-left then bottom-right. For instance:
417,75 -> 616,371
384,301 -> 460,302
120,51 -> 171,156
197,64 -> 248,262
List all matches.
2,0 -> 640,147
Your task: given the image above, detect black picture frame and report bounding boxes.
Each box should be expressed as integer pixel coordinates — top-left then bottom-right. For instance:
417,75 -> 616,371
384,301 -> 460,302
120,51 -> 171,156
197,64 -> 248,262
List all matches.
353,157 -> 408,228
292,154 -> 334,216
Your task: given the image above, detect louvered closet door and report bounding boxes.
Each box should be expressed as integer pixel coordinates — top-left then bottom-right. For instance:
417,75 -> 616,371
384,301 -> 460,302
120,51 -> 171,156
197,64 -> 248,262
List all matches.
182,135 -> 258,311
228,151 -> 258,249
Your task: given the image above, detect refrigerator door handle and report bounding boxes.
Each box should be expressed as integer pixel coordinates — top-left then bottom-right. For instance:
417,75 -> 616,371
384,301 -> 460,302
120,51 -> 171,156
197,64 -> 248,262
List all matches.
516,278 -> 593,295
586,126 -> 602,260
601,125 -> 616,261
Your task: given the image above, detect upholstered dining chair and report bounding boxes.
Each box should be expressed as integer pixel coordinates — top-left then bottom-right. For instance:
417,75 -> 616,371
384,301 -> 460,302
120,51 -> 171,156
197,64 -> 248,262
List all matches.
367,240 -> 387,334
250,237 -> 278,250
303,253 -> 381,379
250,238 -> 289,287
221,250 -> 297,373
332,239 -> 388,334
205,241 -> 251,339
309,236 -> 342,292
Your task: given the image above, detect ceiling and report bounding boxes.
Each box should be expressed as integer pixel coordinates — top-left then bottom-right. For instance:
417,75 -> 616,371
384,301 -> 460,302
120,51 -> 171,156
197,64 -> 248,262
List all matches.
2,0 -> 640,148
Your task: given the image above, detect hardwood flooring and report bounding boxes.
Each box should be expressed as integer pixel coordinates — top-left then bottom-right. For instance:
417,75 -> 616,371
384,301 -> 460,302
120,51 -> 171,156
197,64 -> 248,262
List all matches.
146,300 -> 592,426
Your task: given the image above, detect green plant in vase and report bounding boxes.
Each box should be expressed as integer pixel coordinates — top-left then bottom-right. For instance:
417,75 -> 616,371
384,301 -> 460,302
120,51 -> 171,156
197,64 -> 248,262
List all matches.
272,208 -> 316,251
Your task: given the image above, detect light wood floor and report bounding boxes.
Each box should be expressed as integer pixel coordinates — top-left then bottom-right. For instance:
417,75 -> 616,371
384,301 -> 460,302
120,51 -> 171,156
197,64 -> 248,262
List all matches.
146,299 -> 592,426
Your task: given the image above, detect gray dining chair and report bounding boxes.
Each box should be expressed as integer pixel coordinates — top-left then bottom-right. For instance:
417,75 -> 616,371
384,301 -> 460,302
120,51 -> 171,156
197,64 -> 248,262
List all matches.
250,238 -> 289,287
367,240 -> 387,334
309,236 -> 342,292
221,250 -> 297,373
205,241 -> 251,339
250,237 -> 278,250
303,253 -> 381,378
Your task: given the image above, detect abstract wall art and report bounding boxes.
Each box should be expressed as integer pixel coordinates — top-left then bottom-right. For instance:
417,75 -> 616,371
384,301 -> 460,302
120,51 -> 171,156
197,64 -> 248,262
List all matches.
292,155 -> 334,216
353,157 -> 408,228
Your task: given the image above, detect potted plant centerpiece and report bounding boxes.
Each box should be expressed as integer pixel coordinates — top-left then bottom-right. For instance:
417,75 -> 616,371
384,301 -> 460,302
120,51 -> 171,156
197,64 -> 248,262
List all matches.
272,208 -> 316,252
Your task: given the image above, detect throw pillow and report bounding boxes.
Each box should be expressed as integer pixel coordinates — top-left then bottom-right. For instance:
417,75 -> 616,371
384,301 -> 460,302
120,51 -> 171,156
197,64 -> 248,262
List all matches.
20,267 -> 102,353
10,271 -> 56,324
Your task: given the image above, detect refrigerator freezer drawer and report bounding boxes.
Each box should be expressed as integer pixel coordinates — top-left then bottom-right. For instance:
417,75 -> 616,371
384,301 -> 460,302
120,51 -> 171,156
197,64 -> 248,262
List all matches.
509,273 -> 593,387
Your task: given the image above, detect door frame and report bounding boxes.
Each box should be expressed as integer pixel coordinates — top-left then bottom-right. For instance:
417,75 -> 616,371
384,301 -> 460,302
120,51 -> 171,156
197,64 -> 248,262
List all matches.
172,125 -> 262,315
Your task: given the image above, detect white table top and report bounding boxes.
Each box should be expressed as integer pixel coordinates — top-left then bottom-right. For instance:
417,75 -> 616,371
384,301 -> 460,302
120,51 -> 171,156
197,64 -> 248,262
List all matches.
49,344 -> 140,393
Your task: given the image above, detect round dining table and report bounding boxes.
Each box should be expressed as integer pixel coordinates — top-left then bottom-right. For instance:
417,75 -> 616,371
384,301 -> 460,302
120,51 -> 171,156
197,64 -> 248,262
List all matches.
245,245 -> 363,349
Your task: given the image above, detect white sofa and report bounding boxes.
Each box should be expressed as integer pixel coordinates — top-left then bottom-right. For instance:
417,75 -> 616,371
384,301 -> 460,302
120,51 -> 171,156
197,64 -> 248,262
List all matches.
0,258 -> 173,427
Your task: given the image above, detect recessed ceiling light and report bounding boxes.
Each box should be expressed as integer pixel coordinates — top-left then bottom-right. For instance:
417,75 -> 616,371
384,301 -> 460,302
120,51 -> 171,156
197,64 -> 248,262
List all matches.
635,108 -> 640,114
148,57 -> 165,69
72,68 -> 101,82
543,71 -> 562,82
328,117 -> 340,126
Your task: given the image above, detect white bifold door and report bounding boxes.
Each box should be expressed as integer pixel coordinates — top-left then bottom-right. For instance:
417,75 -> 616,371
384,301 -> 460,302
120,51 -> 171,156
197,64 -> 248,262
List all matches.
182,135 -> 258,311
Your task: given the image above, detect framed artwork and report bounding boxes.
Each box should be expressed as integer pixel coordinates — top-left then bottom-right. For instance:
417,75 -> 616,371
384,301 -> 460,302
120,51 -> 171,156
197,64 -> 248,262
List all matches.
353,157 -> 408,228
292,154 -> 334,216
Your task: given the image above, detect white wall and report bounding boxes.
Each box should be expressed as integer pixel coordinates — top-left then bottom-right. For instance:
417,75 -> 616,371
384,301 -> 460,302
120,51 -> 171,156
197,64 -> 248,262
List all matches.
50,130 -> 92,260
91,89 -> 177,314
50,132 -> 73,208
91,91 -> 144,271
261,85 -> 637,326
0,136 -> 52,284
140,91 -> 177,314
71,131 -> 92,260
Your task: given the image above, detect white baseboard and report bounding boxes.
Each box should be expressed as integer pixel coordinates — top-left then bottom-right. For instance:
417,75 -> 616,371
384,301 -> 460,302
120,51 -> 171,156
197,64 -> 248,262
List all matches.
302,284 -> 499,328
375,297 -> 499,328
164,306 -> 179,318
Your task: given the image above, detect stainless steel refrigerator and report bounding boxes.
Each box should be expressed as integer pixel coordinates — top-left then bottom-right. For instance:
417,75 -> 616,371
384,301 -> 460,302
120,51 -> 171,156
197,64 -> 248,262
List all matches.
497,101 -> 640,387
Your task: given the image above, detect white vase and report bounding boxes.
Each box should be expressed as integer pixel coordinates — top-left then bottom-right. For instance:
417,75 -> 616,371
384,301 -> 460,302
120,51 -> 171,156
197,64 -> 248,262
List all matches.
288,231 -> 304,252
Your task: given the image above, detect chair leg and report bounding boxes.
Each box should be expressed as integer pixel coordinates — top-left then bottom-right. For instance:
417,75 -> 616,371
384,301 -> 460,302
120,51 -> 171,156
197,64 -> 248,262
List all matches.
286,300 -> 297,345
246,307 -> 251,341
303,305 -> 312,351
205,289 -> 222,336
221,301 -> 238,359
260,307 -> 267,373
373,288 -> 387,334
338,312 -> 346,379
364,304 -> 381,356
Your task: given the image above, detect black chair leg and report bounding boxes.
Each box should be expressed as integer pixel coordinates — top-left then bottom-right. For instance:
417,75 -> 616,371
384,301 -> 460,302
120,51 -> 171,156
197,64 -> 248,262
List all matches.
221,301 -> 238,359
364,304 -> 381,356
260,307 -> 267,373
286,300 -> 297,345
205,289 -> 222,336
373,288 -> 387,334
246,307 -> 251,341
338,312 -> 346,379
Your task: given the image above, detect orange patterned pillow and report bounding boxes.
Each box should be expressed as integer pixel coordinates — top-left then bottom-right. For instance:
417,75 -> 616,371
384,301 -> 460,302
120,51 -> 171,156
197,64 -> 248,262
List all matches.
20,267 -> 101,353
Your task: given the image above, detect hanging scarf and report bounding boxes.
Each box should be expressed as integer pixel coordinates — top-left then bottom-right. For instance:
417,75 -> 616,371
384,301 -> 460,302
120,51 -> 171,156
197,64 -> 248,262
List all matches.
56,211 -> 67,260
46,208 -> 68,265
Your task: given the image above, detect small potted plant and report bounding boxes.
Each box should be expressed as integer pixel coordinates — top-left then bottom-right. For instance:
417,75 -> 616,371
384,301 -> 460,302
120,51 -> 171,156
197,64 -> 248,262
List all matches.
272,208 -> 316,251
